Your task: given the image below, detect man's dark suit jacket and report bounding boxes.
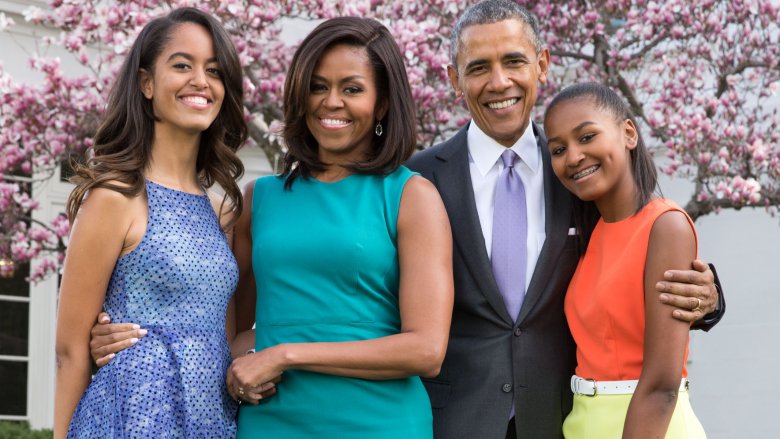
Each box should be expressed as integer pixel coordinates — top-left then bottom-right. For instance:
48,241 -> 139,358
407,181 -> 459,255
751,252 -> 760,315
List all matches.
406,123 -> 579,439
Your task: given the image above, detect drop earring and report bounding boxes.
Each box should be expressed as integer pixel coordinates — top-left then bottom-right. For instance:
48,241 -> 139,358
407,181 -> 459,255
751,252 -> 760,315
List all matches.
375,121 -> 383,137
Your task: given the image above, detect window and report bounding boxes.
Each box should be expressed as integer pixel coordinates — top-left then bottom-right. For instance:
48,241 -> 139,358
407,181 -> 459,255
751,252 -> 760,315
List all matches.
0,262 -> 30,419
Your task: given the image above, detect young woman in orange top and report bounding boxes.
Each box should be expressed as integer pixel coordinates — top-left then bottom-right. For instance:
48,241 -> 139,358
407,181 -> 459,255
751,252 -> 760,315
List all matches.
544,82 -> 706,438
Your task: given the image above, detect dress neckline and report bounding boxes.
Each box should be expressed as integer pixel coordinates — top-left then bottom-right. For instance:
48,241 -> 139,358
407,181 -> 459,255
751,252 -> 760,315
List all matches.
308,173 -> 360,185
146,179 -> 208,197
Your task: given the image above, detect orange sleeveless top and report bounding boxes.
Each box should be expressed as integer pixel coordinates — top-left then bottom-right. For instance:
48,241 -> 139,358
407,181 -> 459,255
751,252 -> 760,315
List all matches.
564,199 -> 698,380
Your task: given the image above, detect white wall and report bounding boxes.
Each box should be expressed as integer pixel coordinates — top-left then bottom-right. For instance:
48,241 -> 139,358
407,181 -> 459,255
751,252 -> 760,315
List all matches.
1,0 -> 61,429
660,171 -> 780,438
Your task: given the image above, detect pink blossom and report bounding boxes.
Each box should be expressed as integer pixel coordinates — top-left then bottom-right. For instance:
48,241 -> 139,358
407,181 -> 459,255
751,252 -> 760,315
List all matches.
1,0 -> 779,281
0,12 -> 15,31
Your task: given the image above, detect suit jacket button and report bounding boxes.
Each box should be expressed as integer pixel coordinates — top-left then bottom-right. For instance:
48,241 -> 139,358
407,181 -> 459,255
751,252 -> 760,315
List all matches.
502,383 -> 512,393
514,328 -> 522,336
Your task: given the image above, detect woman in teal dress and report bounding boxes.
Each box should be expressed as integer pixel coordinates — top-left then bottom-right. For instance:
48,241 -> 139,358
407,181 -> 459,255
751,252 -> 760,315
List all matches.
226,17 -> 454,438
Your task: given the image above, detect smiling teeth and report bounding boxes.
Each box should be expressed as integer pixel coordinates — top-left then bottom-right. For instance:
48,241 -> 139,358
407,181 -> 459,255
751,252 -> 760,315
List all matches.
182,96 -> 208,105
321,118 -> 350,126
488,98 -> 518,109
573,166 -> 599,180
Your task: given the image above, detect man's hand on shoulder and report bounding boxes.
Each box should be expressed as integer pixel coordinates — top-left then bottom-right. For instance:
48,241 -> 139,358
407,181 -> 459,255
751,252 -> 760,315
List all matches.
657,259 -> 720,323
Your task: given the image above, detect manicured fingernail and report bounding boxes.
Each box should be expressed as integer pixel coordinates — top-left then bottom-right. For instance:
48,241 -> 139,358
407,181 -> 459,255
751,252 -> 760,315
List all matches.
100,316 -> 110,323
130,338 -> 139,344
138,329 -> 148,336
107,353 -> 115,359
131,324 -> 140,330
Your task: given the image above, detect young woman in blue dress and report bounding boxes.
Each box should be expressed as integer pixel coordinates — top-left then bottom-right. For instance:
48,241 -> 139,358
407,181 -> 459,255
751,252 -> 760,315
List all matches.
54,8 -> 246,438
225,17 -> 454,438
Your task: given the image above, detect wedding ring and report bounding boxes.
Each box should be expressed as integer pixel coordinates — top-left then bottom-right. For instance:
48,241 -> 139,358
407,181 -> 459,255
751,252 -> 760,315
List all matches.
238,387 -> 245,396
692,298 -> 702,313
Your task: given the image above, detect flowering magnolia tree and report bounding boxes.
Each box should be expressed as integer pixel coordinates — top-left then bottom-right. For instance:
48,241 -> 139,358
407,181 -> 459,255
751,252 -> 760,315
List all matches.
1,0 -> 778,281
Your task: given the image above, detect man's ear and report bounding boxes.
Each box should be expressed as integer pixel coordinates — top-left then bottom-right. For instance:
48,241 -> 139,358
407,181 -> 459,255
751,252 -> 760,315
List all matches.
537,48 -> 550,85
624,118 -> 638,150
447,64 -> 462,98
138,69 -> 153,100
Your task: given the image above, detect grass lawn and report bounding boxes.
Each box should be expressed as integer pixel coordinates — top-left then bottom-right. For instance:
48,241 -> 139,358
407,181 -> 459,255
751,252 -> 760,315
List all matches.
0,421 -> 52,438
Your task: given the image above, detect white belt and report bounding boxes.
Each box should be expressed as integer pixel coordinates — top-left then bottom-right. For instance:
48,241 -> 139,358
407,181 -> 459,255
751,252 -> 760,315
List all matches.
570,375 -> 689,396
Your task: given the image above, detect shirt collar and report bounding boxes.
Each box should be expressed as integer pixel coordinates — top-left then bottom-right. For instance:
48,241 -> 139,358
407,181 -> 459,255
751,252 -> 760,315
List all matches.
467,121 -> 540,177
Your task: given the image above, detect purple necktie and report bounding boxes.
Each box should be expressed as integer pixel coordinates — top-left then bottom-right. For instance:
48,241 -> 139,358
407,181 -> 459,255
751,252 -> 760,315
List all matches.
491,149 -> 527,323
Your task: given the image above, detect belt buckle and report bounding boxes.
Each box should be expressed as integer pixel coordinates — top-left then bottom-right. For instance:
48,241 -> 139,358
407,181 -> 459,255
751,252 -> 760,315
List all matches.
573,377 -> 597,397
583,378 -> 597,397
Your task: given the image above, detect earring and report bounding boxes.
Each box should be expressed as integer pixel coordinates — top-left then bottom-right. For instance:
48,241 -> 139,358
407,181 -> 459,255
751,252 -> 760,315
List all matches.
375,121 -> 383,137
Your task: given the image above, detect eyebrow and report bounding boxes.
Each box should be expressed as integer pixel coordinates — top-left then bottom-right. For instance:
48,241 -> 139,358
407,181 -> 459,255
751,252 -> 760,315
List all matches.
572,121 -> 597,131
547,121 -> 597,143
166,52 -> 218,63
463,52 -> 530,71
311,74 -> 366,82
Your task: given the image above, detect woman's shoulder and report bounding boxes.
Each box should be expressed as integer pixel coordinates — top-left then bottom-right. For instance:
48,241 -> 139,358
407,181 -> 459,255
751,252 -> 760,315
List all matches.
252,174 -> 285,191
387,165 -> 418,182
376,165 -> 419,193
644,198 -> 692,221
650,197 -> 682,211
648,199 -> 696,243
244,174 -> 287,210
74,182 -> 144,230
81,181 -> 140,208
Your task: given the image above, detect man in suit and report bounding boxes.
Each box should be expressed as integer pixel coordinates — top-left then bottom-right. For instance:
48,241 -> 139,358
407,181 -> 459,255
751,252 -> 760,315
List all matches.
405,1 -> 723,438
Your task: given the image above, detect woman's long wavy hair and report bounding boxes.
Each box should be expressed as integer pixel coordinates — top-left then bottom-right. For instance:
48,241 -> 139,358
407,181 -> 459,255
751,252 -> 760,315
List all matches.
66,7 -> 246,227
544,82 -> 659,254
280,17 -> 417,189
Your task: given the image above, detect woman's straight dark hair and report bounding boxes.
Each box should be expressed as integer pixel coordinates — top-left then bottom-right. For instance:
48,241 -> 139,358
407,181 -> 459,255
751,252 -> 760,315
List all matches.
281,17 -> 417,189
544,82 -> 658,253
67,7 -> 246,227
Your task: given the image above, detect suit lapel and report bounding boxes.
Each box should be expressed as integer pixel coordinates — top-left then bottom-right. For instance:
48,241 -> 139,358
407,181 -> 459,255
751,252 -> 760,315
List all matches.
433,127 -> 513,325
516,123 -> 573,324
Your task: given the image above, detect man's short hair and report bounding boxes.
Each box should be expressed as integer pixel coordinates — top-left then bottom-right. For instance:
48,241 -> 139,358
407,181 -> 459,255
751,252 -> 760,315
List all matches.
450,0 -> 544,66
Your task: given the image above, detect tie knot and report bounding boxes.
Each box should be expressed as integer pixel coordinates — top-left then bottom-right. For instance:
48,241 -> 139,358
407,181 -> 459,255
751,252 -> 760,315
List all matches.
500,149 -> 518,168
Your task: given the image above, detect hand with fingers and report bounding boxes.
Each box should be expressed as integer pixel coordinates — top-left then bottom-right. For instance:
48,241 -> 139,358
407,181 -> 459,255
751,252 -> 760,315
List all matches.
226,372 -> 281,405
89,312 -> 147,366
226,349 -> 283,404
656,259 -> 720,323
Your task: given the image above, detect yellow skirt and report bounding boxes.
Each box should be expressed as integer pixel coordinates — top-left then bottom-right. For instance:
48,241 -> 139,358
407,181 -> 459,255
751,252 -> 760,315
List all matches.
562,391 -> 706,438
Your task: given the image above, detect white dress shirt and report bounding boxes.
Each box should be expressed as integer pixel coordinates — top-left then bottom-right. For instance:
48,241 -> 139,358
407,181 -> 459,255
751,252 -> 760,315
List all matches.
467,122 -> 546,292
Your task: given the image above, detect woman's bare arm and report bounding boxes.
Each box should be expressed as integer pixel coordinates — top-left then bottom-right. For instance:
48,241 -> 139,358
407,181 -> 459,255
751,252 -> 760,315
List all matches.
54,188 -> 136,438
623,210 -> 696,438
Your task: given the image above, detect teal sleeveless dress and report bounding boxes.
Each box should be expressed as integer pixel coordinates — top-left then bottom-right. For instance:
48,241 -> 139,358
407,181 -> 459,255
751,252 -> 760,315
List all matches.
236,166 -> 433,439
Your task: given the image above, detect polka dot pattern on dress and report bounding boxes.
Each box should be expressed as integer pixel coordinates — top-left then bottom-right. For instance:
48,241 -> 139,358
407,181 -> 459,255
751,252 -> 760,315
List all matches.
68,180 -> 239,438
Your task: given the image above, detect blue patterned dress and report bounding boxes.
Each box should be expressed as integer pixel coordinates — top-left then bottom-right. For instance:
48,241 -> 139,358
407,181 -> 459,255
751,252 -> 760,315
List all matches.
67,180 -> 239,438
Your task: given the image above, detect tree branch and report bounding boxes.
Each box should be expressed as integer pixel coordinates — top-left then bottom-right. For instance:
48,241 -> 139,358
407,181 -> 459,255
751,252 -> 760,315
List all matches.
715,59 -> 775,99
684,188 -> 780,222
550,50 -> 594,62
